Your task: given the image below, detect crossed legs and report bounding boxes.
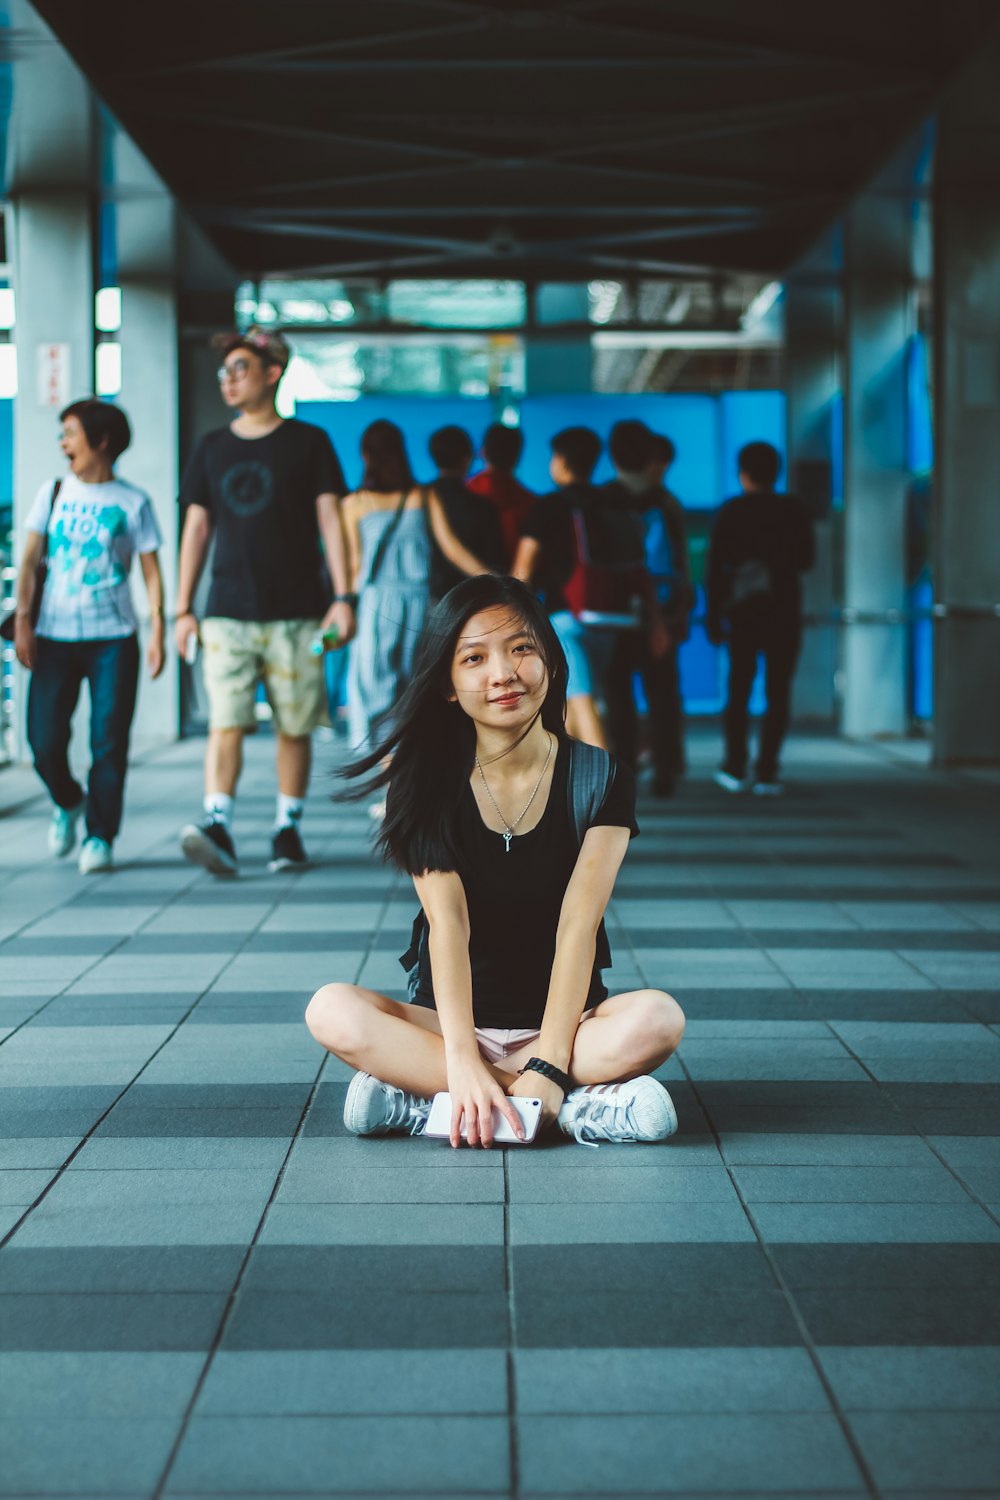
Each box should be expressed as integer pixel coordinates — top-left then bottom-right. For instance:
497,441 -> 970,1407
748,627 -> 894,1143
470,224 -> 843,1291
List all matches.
305,983 -> 685,1099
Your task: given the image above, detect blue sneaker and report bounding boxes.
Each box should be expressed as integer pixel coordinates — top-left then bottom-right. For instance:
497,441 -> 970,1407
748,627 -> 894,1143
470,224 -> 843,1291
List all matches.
48,802 -> 84,858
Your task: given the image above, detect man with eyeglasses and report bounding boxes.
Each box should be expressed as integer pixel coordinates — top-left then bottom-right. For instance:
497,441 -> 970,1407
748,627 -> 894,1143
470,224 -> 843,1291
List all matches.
174,326 -> 354,876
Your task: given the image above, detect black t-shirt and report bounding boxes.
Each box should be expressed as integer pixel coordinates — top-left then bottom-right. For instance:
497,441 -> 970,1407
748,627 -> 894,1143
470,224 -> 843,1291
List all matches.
412,747 -> 638,1027
706,490 -> 815,627
429,476 -> 507,600
179,420 -> 347,621
520,483 -> 594,614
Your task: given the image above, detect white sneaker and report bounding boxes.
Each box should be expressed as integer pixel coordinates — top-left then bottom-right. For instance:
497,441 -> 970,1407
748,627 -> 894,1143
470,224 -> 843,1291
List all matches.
48,802 -> 84,858
752,780 -> 784,797
78,836 -> 113,874
343,1071 -> 430,1137
714,770 -> 750,794
558,1076 -> 678,1148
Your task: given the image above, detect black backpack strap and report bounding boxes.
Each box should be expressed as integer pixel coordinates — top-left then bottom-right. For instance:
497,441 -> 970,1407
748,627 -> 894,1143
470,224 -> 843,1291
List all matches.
565,738 -> 614,848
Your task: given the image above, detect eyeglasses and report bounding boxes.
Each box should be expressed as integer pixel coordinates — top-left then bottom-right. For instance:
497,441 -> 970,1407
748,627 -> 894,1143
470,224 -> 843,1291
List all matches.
217,359 -> 251,382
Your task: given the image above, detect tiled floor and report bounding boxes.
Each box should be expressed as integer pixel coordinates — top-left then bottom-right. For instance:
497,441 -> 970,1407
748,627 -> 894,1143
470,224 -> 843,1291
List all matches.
1,730 -> 998,1498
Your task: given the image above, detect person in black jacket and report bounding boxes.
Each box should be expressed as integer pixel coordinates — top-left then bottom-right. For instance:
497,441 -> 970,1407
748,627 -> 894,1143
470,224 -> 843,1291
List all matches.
706,442 -> 814,795
427,426 -> 506,601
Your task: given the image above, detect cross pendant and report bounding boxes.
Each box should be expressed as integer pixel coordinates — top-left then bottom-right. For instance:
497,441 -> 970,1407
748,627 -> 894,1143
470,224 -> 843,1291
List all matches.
502,830 -> 513,853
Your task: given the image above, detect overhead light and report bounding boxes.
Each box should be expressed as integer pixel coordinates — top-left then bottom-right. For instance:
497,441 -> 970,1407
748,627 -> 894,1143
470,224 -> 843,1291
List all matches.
95,342 -> 122,396
0,345 -> 17,396
742,281 -> 781,328
96,287 -> 122,333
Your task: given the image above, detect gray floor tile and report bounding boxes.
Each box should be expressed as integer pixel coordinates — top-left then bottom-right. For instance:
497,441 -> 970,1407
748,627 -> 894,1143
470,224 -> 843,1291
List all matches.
849,1410 -> 1000,1490
928,1135 -> 1000,1200
197,1349 -> 508,1414
751,1201 -> 1000,1243
276,1163 -> 504,1203
732,1164 -> 975,1203
0,1351 -> 204,1418
719,1134 -> 939,1166
258,1202 -> 504,1245
510,1200 -> 755,1245
817,1346 -> 1000,1410
0,1292 -> 227,1350
8,1201 -> 264,1247
0,1139 -> 78,1169
506,1163 -> 737,1203
0,1417 -> 179,1495
168,1414 -> 510,1493
516,1347 -> 831,1413
518,1413 -> 864,1493
0,1245 -> 244,1293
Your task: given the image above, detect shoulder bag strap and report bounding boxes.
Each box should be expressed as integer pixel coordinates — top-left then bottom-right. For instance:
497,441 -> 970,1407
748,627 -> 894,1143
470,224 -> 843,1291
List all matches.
565,738 -> 615,848
39,478 -> 62,564
366,487 -> 413,588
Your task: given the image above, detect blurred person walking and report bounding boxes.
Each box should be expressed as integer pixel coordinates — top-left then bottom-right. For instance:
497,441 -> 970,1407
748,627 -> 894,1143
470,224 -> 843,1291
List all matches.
706,441 -> 814,795
427,425 -> 506,600
603,421 -> 693,796
342,420 -> 494,759
467,422 -> 536,565
514,427 -> 662,750
11,399 -> 166,874
174,327 -> 354,877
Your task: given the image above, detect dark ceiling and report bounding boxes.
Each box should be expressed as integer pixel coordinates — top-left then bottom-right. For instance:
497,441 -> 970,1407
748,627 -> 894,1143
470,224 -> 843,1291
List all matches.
35,0 -> 998,283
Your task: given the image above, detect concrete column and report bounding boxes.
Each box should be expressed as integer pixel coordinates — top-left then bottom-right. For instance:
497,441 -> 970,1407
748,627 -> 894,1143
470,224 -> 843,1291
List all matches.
842,181 -> 913,737
784,258 -> 840,722
933,37 -> 1000,764
6,24 -> 96,764
115,134 -> 181,749
525,284 -> 591,393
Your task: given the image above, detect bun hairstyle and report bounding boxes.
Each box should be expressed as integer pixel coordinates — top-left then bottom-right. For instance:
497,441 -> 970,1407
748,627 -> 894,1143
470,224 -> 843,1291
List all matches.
342,575 -> 567,874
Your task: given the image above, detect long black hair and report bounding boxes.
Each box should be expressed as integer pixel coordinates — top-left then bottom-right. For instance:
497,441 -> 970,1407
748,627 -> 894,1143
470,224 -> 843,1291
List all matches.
342,575 -> 568,874
360,419 -> 415,494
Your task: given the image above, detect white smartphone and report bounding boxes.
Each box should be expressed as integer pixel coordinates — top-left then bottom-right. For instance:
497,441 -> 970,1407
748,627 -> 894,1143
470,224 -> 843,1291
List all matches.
424,1092 -> 542,1144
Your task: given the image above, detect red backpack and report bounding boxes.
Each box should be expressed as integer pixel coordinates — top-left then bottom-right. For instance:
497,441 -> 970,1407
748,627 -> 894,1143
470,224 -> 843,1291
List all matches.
563,501 -> 647,629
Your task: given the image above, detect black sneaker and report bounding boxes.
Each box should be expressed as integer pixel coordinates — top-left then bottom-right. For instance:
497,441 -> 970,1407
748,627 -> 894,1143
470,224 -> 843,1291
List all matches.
180,818 -> 238,877
269,822 -> 309,873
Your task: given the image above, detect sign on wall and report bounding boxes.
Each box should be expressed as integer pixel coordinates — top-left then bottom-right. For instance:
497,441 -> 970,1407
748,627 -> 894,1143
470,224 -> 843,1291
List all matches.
36,343 -> 70,409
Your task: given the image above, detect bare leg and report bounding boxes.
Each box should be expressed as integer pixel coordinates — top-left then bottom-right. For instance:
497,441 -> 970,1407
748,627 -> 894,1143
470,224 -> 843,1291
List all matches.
277,732 -> 311,798
205,727 -> 244,796
566,694 -> 608,750
502,989 -> 685,1086
305,985 -> 515,1097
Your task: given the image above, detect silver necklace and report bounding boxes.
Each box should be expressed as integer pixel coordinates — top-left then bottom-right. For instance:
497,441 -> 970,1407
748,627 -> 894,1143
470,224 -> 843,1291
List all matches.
475,734 -> 554,852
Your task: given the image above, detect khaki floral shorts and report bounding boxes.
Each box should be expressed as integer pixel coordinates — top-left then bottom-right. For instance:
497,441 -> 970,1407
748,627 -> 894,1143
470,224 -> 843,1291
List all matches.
200,617 -> 327,737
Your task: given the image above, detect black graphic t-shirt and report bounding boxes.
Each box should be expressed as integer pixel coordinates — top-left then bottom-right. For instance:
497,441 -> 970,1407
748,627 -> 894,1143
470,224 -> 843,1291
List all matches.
179,420 -> 347,621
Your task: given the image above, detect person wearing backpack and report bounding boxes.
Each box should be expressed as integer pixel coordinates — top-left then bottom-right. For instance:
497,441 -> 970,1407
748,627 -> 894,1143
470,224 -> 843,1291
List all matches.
305,575 -> 685,1148
513,427 -> 664,749
603,421 -> 692,797
706,441 -> 814,795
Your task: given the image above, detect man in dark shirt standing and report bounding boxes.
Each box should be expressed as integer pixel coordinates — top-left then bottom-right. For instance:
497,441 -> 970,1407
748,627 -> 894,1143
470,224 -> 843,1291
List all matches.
706,441 -> 814,795
427,426 -> 506,600
174,327 -> 354,875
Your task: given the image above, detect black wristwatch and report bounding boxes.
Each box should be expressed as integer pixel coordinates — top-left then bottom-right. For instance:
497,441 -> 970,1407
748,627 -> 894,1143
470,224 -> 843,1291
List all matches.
333,592 -> 358,609
518,1057 -> 572,1095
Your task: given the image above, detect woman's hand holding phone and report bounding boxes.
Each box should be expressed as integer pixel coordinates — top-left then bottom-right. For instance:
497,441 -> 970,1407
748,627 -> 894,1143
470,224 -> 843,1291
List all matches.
446,1053 -> 525,1148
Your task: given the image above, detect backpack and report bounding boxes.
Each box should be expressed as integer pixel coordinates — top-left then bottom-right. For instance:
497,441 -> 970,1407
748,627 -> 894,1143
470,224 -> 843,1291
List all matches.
400,740 -> 616,998
563,501 -> 647,629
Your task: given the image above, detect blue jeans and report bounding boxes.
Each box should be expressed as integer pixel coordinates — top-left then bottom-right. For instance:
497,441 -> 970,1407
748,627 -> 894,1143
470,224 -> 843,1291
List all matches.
549,610 -> 616,699
27,634 -> 140,844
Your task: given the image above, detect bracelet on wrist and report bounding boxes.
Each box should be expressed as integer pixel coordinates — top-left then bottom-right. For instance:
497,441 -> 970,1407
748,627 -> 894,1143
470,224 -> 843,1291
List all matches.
333,592 -> 358,609
517,1056 -> 572,1095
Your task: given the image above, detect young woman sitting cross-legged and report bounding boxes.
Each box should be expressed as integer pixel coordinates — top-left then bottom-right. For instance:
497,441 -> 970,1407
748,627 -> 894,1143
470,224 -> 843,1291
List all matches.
305,575 -> 685,1148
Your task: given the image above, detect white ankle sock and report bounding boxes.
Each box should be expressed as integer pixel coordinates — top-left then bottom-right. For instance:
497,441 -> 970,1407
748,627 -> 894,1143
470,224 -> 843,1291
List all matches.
204,793 -> 233,826
275,794 -> 304,830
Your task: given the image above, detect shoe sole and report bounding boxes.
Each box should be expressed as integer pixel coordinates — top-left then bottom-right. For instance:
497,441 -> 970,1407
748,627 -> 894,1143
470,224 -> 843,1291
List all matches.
268,856 -> 309,874
713,773 -> 749,793
180,826 -> 238,877
79,861 -> 113,875
343,1072 -> 376,1134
